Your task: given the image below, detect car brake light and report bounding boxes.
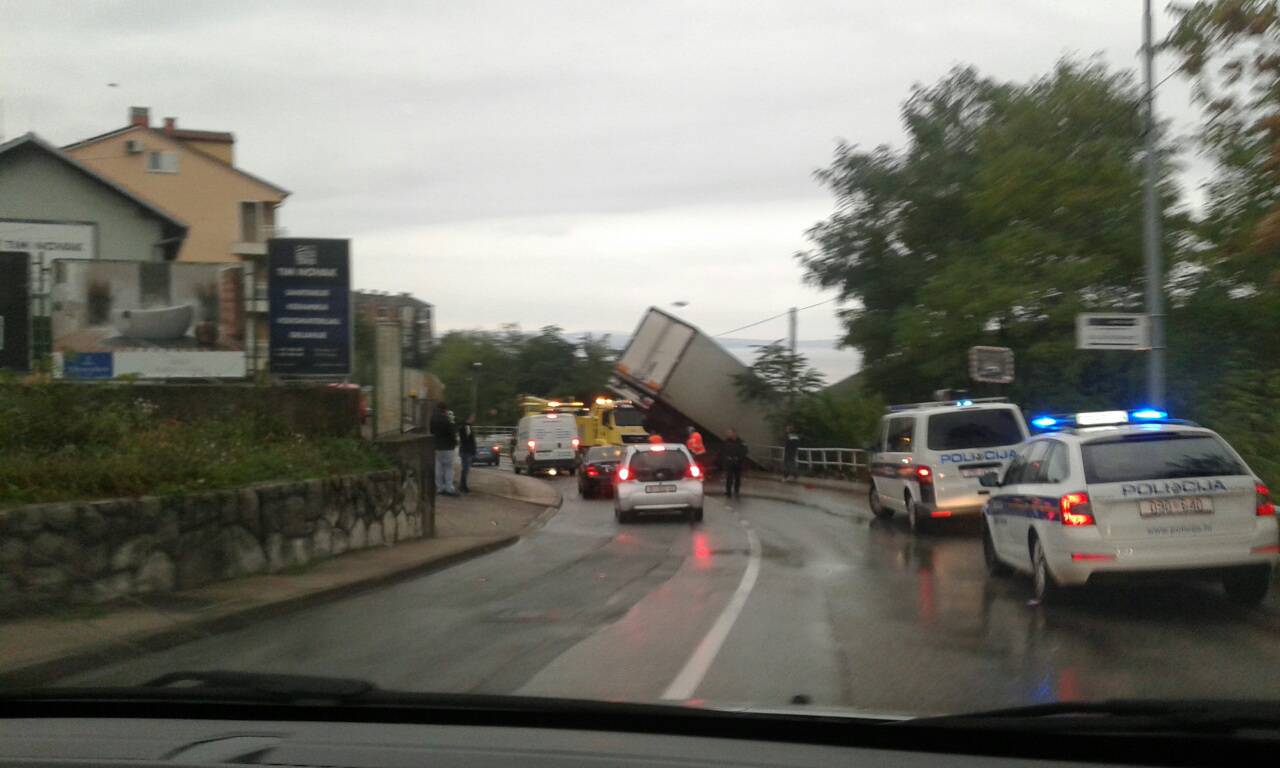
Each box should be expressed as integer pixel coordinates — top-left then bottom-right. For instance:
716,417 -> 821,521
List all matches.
586,465 -> 600,478
651,444 -> 666,452
1071,552 -> 1116,561
617,466 -> 631,482
929,509 -> 951,518
687,463 -> 702,479
493,444 -> 501,452
1060,492 -> 1095,526
572,437 -> 580,449
527,439 -> 536,451
1256,483 -> 1275,517
915,465 -> 932,485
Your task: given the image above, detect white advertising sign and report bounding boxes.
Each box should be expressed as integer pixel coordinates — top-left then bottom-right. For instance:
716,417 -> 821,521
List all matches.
0,220 -> 95,261
1076,313 -> 1151,350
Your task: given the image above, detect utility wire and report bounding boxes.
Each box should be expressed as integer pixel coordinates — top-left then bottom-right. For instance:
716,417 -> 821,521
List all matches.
715,296 -> 839,337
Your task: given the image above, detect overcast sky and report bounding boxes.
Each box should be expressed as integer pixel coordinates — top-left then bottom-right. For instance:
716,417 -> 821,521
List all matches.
0,1 -> 1206,381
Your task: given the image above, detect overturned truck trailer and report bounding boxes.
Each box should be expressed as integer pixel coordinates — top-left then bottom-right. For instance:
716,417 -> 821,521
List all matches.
610,308 -> 772,458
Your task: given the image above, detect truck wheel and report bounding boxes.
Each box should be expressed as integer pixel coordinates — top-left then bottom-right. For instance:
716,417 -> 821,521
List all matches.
869,485 -> 892,519
1223,567 -> 1270,606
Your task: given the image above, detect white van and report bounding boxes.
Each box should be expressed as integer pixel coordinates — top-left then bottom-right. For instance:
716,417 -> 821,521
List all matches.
512,413 -> 580,475
868,398 -> 1029,533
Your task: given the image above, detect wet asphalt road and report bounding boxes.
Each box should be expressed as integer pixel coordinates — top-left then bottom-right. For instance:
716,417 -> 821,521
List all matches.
65,476 -> 1280,716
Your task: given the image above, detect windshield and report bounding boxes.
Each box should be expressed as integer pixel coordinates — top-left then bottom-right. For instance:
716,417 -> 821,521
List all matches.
1082,435 -> 1248,483
927,410 -> 1024,451
611,408 -> 646,427
3,0 -> 1279,732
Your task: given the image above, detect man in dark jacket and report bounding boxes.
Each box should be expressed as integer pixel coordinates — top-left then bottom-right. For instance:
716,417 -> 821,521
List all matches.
783,424 -> 801,481
430,402 -> 458,496
458,414 -> 478,493
721,428 -> 748,499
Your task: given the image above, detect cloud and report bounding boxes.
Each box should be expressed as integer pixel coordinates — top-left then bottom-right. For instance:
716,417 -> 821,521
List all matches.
1,0 -> 1207,383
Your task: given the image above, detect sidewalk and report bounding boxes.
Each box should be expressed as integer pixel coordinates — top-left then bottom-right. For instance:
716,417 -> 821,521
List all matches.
0,469 -> 561,687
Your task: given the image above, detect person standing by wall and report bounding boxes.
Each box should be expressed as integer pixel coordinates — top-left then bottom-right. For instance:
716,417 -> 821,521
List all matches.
430,401 -> 459,497
783,424 -> 801,481
721,428 -> 748,499
458,414 -> 478,494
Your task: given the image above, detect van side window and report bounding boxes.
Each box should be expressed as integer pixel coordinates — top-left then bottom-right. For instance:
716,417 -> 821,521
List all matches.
887,417 -> 915,452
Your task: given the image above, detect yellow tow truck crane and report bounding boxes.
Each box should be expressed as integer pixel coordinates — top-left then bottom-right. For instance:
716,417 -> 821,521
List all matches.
579,396 -> 649,448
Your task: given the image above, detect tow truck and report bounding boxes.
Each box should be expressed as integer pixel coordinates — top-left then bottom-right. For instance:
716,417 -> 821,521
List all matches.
517,395 -> 649,452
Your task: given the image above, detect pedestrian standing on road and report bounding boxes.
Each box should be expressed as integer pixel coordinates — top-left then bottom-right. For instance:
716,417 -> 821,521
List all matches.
430,401 -> 459,497
721,428 -> 748,499
783,424 -> 801,481
458,414 -> 478,494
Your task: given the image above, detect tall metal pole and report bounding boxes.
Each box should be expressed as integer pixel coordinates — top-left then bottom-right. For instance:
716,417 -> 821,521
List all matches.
1142,0 -> 1166,407
787,306 -> 798,412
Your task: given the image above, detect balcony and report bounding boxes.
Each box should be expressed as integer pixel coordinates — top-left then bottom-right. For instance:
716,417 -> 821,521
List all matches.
232,227 -> 288,256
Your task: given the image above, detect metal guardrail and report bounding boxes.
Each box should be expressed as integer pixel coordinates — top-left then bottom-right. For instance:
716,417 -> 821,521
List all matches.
750,444 -> 868,478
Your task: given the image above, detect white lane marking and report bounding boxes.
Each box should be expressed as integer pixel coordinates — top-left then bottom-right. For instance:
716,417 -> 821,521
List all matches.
661,525 -> 762,700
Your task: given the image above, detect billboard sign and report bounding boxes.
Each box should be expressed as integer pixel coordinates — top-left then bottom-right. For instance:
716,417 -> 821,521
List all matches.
49,259 -> 247,379
267,238 -> 351,376
1076,313 -> 1150,350
0,220 -> 95,262
0,252 -> 31,371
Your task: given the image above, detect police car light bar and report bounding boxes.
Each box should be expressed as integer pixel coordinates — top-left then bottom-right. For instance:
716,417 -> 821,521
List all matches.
1076,410 -> 1129,426
1029,408 -> 1179,432
886,396 -> 1009,413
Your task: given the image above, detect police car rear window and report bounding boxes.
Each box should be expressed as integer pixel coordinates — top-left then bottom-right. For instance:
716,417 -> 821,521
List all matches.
1081,435 -> 1247,484
926,410 -> 1024,451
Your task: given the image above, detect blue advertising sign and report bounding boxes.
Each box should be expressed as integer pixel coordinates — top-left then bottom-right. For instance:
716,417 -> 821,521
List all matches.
267,238 -> 351,375
62,352 -> 114,380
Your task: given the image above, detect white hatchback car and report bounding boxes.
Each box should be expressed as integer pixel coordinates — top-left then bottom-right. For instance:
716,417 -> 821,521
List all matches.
614,444 -> 704,523
980,410 -> 1279,605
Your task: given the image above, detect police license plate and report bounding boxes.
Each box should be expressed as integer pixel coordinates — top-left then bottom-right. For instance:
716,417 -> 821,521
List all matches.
646,484 -> 677,494
1139,496 -> 1214,518
960,467 -> 989,478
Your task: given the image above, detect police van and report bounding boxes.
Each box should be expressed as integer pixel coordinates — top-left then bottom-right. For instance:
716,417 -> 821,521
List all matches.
868,397 -> 1029,533
981,409 -> 1278,605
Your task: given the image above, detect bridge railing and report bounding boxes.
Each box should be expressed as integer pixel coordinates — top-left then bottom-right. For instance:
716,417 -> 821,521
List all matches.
748,444 -> 868,479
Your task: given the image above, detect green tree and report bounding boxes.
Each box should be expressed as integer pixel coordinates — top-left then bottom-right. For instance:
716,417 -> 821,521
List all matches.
799,60 -> 1185,411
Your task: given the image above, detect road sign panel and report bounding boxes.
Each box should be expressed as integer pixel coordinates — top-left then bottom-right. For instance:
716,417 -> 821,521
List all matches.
1076,313 -> 1150,350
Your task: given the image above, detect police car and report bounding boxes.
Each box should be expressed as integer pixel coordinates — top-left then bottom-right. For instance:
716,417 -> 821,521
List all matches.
868,398 -> 1029,533
980,409 -> 1279,605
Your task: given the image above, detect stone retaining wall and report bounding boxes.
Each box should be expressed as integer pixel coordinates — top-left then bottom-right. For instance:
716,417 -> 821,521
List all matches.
0,469 -> 424,611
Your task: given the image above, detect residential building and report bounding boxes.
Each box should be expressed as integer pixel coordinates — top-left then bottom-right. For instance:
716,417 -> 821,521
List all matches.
63,107 -> 289,370
0,132 -> 188,366
354,291 -> 434,368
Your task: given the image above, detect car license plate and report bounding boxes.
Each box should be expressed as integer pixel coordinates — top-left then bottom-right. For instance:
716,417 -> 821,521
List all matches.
646,484 -> 677,494
960,467 -> 989,478
1139,496 -> 1214,518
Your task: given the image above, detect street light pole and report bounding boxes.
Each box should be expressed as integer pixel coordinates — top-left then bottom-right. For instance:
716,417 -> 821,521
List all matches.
470,361 -> 482,418
1142,0 -> 1166,407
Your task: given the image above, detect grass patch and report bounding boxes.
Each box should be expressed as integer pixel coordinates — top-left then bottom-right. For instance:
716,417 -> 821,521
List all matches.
0,382 -> 390,508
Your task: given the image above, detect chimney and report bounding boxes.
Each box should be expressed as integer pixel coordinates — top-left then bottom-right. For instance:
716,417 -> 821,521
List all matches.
129,106 -> 150,128
163,117 -> 176,134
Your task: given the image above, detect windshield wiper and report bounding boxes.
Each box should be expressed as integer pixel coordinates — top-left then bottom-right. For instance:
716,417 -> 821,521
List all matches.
903,700 -> 1280,736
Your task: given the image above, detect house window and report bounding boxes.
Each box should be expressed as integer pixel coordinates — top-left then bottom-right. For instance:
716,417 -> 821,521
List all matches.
240,202 -> 262,242
146,151 -> 179,173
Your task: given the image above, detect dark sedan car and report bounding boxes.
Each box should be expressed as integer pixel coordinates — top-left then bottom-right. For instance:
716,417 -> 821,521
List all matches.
578,445 -> 625,499
473,440 -> 503,467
